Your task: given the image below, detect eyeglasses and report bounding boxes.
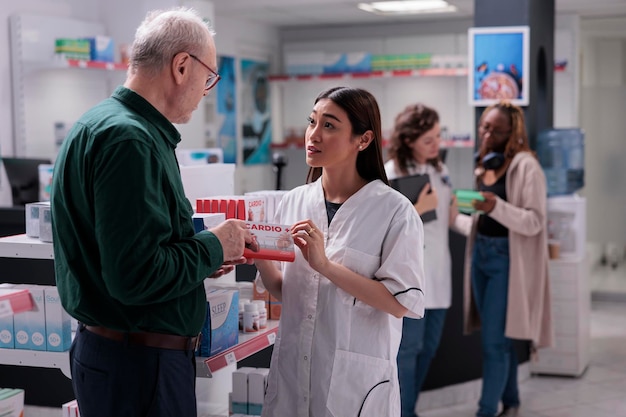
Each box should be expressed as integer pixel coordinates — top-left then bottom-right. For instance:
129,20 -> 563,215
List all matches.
478,124 -> 511,141
189,53 -> 221,91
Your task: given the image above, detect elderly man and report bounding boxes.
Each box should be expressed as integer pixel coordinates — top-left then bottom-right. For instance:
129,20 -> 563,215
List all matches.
51,7 -> 256,417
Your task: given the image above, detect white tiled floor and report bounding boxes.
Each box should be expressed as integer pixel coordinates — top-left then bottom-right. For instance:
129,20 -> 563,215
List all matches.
421,261 -> 626,417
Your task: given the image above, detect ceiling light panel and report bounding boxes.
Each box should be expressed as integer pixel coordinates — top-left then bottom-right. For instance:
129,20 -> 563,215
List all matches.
358,0 -> 457,15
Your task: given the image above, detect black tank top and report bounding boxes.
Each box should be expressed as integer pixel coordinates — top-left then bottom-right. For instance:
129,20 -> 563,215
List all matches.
477,173 -> 509,237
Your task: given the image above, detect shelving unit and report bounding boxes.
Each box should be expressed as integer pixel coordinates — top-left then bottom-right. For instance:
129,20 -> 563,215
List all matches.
0,347 -> 71,378
9,13 -> 126,158
20,58 -> 127,75
0,233 -> 279,380
268,67 -> 468,82
0,234 -> 53,259
0,324 -> 279,380
201,320 -> 279,377
269,64 -> 564,83
63,59 -> 127,71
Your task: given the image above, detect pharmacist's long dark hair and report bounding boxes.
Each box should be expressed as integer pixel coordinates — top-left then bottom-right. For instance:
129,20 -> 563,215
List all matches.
305,87 -> 389,185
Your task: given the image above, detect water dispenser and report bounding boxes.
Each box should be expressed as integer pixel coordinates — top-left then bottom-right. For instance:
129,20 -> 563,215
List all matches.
536,128 -> 585,196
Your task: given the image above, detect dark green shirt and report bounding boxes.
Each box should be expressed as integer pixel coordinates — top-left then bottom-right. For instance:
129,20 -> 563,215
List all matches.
51,86 -> 223,336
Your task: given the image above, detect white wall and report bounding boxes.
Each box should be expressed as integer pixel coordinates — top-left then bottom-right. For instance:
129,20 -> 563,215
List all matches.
213,15 -> 280,194
0,0 -> 101,157
2,0 -> 281,195
579,17 -> 626,245
273,16 -> 582,192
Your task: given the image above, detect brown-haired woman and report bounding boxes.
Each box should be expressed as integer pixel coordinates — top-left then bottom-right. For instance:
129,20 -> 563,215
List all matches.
385,103 -> 463,417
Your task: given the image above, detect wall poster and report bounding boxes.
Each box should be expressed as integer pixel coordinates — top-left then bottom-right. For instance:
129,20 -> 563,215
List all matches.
216,55 -> 237,164
468,26 -> 530,107
240,59 -> 271,165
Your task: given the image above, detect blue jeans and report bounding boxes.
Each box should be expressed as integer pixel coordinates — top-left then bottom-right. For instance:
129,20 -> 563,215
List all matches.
70,324 -> 198,417
472,234 -> 520,417
397,308 -> 447,417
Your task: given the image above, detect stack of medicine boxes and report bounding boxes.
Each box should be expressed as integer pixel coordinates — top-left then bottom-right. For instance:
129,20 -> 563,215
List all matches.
0,284 -> 71,353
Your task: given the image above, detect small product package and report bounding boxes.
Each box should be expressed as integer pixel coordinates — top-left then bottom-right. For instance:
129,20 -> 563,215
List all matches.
25,202 -> 50,238
38,205 -> 53,242
13,285 -> 46,351
192,212 -> 225,234
44,286 -> 72,352
244,222 -> 295,262
231,367 -> 256,415
248,368 -> 270,415
196,288 -> 239,357
0,388 -> 25,417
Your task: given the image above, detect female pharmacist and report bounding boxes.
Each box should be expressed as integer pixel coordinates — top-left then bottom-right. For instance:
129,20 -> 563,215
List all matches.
255,86 -> 425,417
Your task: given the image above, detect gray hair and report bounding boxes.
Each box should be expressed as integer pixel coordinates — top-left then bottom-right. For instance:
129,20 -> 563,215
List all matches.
129,7 -> 215,76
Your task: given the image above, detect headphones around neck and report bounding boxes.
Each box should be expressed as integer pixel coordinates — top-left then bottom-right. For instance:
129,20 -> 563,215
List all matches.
475,151 -> 505,171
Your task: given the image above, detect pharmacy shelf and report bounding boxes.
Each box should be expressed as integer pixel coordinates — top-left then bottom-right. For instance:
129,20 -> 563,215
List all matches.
65,59 -> 127,71
22,58 -> 127,74
0,321 -> 280,380
269,64 -> 566,82
0,348 -> 71,378
202,320 -> 279,377
0,234 -> 53,260
268,67 -> 468,82
0,233 -> 279,380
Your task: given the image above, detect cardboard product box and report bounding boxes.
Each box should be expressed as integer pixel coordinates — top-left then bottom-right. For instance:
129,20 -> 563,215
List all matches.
0,284 -> 34,317
235,196 -> 266,222
284,51 -> 324,75
13,285 -> 46,351
38,205 -> 53,243
44,286 -> 72,352
0,284 -> 18,349
248,368 -> 270,415
84,36 -> 115,62
322,52 -> 371,74
231,367 -> 256,415
245,190 -> 287,223
192,212 -> 226,234
196,289 -> 239,357
24,202 -> 50,238
196,197 -> 219,214
0,388 -> 25,417
0,313 -> 14,349
54,38 -> 90,60
62,398 -> 81,417
244,222 -> 295,262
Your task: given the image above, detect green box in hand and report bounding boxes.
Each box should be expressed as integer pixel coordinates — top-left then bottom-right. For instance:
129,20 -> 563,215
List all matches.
454,189 -> 485,214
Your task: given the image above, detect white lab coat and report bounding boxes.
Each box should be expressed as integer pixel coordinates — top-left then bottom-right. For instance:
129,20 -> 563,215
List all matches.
385,160 -> 453,309
261,178 -> 425,417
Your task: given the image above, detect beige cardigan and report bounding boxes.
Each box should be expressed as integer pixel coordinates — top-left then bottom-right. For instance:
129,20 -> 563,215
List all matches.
453,152 -> 554,349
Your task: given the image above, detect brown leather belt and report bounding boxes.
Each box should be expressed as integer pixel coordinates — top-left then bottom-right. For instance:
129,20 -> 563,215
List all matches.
84,325 -> 200,351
